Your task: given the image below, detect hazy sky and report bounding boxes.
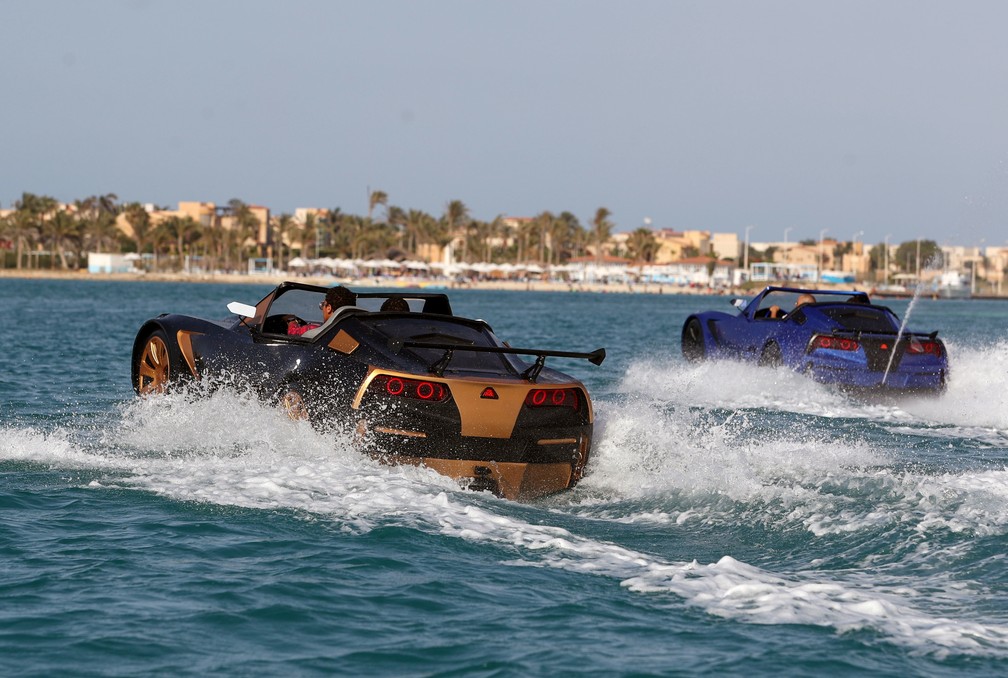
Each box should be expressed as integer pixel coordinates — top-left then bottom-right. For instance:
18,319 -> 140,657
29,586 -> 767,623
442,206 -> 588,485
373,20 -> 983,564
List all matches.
3,1 -> 1007,245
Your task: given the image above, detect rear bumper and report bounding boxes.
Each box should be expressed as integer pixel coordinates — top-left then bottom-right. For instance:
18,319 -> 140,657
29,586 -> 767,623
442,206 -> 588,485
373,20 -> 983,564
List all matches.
360,423 -> 592,500
395,457 -> 576,501
803,362 -> 946,392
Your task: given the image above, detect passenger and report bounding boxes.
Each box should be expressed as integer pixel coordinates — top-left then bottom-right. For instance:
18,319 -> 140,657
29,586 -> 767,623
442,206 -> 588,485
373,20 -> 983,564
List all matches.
288,285 -> 356,336
380,296 -> 409,312
794,293 -> 816,307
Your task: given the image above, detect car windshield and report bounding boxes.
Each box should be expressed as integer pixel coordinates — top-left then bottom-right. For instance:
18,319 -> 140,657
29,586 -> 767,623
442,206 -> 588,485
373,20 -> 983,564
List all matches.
754,291 -> 805,315
752,290 -> 868,317
265,288 -> 326,324
364,316 -> 524,375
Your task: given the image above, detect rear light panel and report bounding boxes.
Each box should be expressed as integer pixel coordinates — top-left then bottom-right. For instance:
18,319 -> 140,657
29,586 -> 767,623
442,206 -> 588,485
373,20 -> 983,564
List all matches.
371,375 -> 450,402
907,339 -> 943,356
811,335 -> 860,352
525,387 -> 581,411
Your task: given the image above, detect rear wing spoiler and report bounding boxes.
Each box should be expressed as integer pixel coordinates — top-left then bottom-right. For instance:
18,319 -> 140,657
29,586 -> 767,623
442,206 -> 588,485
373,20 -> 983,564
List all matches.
829,329 -> 940,340
388,339 -> 606,382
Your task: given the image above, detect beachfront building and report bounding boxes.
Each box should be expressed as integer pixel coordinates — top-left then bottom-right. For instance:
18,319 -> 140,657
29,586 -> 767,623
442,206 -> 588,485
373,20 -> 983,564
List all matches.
942,244 -> 1004,294
983,246 -> 1007,294
639,256 -> 736,287
87,252 -> 136,274
840,242 -> 871,279
710,232 -> 740,262
651,229 -> 709,263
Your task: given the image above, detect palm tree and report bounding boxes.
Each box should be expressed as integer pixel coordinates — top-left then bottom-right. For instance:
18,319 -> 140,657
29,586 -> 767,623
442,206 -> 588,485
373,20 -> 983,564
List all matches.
157,215 -> 203,271
590,207 -> 614,264
387,205 -> 407,251
443,200 -> 470,262
14,193 -> 58,268
550,211 -> 583,264
353,219 -> 397,259
515,219 -> 538,264
123,203 -> 152,258
325,207 -> 353,258
403,208 -> 431,257
300,212 -> 320,259
472,217 -> 503,263
75,194 -> 120,257
485,215 -> 506,263
10,197 -> 38,269
626,227 -> 659,263
417,211 -> 451,261
368,189 -> 388,222
227,199 -> 260,268
45,208 -> 81,269
271,213 -> 296,270
429,218 -> 456,258
534,211 -> 555,264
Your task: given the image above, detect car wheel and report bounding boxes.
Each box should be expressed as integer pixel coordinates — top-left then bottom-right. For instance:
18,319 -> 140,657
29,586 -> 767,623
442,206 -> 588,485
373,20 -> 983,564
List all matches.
682,318 -> 706,362
759,341 -> 783,368
136,329 -> 175,395
278,385 -> 310,421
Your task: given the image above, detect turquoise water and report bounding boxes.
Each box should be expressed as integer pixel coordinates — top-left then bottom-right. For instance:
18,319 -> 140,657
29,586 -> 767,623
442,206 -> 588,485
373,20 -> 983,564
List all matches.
2,278 -> 1008,676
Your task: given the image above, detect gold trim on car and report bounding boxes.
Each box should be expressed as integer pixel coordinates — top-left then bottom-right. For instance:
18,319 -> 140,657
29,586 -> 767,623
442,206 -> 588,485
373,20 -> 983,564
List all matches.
176,330 -> 203,378
373,426 -> 427,438
328,329 -> 359,354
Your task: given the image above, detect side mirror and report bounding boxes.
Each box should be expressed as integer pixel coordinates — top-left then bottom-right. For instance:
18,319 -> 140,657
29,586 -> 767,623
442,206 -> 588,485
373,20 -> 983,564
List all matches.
227,301 -> 257,318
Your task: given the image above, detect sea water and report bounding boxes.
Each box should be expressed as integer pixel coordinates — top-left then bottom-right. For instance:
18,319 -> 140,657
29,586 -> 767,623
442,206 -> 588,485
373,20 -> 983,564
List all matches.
1,278 -> 1007,676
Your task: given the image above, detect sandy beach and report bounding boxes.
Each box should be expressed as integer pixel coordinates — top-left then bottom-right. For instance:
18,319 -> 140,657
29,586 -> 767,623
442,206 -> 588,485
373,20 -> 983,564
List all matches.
0,268 -> 732,296
4,268 -> 1005,300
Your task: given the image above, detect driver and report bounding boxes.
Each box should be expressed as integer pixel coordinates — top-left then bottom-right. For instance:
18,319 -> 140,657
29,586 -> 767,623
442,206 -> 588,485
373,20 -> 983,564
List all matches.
288,285 -> 356,335
768,293 -> 815,319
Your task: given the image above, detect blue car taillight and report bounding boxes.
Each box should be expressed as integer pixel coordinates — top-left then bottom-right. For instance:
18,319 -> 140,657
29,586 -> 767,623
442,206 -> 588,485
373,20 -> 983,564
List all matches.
811,335 -> 860,352
907,338 -> 943,356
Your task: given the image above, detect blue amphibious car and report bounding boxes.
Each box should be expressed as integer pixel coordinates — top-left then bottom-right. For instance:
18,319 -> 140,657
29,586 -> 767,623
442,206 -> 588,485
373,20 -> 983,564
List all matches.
681,286 -> 948,393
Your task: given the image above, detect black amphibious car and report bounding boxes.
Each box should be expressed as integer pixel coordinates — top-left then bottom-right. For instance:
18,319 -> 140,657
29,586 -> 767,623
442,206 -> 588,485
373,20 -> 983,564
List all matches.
132,282 -> 605,500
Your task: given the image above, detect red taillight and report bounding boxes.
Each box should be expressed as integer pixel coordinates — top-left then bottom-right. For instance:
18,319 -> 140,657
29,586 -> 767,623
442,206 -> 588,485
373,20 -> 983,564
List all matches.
907,339 -> 943,356
525,388 -> 581,410
373,375 -> 449,402
813,335 -> 860,352
385,377 -> 405,396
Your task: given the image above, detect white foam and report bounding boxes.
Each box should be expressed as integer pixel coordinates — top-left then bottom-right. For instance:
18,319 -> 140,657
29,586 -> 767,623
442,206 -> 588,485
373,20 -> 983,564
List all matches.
5,380 -> 1008,657
437,496 -> 1008,658
614,340 -> 1008,437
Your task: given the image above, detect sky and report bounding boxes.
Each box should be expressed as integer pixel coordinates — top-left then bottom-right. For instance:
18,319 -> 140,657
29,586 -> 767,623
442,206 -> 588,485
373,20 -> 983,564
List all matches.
3,0 -> 1008,246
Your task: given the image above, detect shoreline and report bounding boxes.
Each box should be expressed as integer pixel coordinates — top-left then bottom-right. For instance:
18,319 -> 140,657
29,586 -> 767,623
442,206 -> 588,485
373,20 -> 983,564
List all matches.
0,268 -> 729,296
2,268 -> 1006,300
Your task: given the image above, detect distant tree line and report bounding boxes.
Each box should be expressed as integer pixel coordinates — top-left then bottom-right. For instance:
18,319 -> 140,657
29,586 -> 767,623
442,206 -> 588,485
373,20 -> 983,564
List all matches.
0,190 -> 956,275
0,190 -> 635,272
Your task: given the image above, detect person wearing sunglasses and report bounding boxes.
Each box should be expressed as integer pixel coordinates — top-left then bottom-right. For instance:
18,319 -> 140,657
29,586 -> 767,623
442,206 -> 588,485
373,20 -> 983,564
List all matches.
288,285 -> 356,336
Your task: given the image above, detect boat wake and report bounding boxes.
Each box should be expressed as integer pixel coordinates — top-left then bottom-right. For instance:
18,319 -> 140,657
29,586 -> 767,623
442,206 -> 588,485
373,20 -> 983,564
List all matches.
2,340 -> 1008,658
